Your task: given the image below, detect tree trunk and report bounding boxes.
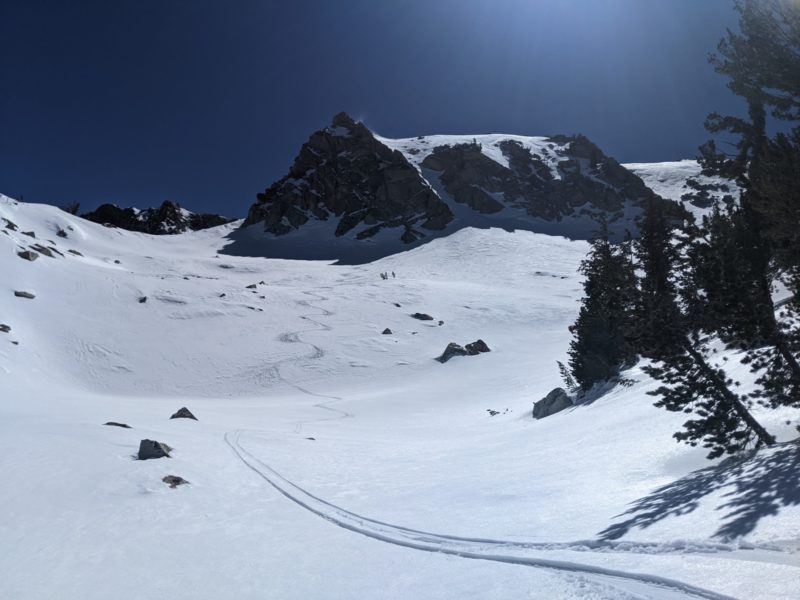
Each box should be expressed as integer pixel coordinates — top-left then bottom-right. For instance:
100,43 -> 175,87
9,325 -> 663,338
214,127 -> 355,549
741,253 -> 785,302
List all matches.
683,341 -> 776,447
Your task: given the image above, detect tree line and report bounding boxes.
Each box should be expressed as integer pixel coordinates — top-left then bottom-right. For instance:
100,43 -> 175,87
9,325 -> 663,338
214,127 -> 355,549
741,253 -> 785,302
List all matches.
565,0 -> 800,459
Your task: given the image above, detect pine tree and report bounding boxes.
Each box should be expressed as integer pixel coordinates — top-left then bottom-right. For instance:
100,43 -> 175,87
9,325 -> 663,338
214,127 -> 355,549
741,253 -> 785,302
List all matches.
630,199 -> 684,359
640,222 -> 776,458
567,235 -> 637,392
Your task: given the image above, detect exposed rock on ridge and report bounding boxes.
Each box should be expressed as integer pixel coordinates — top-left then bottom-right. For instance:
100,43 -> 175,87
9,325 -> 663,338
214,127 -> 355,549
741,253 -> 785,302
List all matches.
81,201 -> 232,235
244,112 -> 454,244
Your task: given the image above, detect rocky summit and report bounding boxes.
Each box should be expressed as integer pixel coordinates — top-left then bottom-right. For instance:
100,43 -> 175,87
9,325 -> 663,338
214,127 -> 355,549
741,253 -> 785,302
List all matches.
244,112 -> 453,245
81,201 -> 232,235
240,113 -> 684,257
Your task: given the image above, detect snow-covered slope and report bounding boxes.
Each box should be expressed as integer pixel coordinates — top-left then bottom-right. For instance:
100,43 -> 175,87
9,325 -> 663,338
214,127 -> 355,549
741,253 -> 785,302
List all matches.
235,114 -> 680,262
624,160 -> 738,220
1,194 -> 798,600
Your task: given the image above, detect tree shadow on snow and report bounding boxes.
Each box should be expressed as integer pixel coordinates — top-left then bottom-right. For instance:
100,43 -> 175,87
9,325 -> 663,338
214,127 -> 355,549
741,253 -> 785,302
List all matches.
598,442 -> 800,541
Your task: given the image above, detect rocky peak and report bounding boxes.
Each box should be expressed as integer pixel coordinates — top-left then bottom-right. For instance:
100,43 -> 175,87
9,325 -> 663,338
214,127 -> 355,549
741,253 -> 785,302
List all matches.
81,201 -> 232,234
244,113 -> 453,243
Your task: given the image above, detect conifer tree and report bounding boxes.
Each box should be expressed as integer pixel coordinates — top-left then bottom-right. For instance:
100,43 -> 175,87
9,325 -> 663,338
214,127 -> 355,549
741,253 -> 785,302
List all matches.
567,235 -> 637,392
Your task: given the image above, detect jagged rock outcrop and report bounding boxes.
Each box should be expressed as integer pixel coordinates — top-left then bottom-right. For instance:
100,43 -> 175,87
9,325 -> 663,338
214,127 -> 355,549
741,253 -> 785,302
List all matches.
418,135 -> 680,226
244,112 -> 454,244
81,201 -> 232,235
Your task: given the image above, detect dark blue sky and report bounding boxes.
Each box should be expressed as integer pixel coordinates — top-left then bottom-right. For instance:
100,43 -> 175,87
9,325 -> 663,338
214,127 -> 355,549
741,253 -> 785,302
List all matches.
1,0 -> 743,217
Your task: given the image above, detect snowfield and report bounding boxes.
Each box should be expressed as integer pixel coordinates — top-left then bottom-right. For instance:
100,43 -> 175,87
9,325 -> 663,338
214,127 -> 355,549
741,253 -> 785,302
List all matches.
1,194 -> 798,599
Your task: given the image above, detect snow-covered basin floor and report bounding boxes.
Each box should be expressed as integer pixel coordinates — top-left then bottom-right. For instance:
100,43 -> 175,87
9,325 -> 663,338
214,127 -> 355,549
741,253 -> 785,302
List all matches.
1,199 -> 798,599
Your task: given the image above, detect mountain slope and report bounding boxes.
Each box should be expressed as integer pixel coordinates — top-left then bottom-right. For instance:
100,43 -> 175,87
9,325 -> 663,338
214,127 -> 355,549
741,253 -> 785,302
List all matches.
1,193 -> 798,600
81,200 -> 233,234
232,114 -> 683,262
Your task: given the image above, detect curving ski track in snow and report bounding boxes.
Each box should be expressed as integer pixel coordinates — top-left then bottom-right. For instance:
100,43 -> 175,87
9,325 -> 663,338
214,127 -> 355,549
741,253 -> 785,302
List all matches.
227,291 -> 738,600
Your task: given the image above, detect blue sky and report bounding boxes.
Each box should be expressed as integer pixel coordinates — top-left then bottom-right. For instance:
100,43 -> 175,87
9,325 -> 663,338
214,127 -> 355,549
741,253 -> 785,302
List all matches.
0,0 -> 743,216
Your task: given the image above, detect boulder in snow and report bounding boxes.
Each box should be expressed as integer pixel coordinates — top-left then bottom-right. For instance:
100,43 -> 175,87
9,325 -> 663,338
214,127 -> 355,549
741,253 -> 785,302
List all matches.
137,439 -> 172,460
14,291 -> 35,299
17,250 -> 39,261
532,388 -> 572,420
465,339 -> 490,355
382,328 -> 392,335
436,342 -> 468,363
162,475 -> 189,488
0,324 -> 10,333
104,421 -> 131,429
411,312 -> 434,321
170,407 -> 197,420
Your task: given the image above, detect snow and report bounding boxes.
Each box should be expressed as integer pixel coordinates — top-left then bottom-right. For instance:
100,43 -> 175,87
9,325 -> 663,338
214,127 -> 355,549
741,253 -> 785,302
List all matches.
624,160 -> 739,220
1,193 -> 798,599
377,132 -> 567,179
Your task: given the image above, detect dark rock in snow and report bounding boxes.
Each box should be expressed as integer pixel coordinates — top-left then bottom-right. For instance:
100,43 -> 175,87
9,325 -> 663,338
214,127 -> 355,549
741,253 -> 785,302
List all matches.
17,250 -> 39,261
170,407 -> 197,420
465,339 -> 490,355
162,475 -> 189,488
0,324 -> 10,333
14,291 -> 35,299
437,342 -> 469,363
30,244 -> 54,258
137,439 -> 172,460
382,328 -> 392,335
81,201 -> 232,235
2,218 -> 18,231
532,388 -> 572,420
67,249 -> 83,256
246,284 -> 257,289
104,421 -> 131,429
21,230 -> 36,238
138,296 -> 147,303
411,313 -> 434,321
56,228 -> 68,238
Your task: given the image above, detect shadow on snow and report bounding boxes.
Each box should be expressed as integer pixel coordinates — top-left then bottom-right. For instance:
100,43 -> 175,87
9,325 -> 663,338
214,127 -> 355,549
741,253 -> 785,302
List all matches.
598,442 -> 800,541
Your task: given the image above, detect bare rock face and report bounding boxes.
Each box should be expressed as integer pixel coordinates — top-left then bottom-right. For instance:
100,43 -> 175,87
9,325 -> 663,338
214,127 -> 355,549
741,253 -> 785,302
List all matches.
532,388 -> 572,419
170,407 -> 197,420
81,201 -> 232,235
244,112 -> 454,244
137,439 -> 172,460
420,135 -> 680,228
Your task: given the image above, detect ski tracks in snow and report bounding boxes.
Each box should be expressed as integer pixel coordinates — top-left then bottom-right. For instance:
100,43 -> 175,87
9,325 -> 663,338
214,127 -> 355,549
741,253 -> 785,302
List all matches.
228,289 -> 737,600
226,429 -> 737,600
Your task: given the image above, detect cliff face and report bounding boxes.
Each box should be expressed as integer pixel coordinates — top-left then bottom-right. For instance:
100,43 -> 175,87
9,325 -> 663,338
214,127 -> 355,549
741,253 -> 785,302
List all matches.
239,113 -> 686,261
244,112 -> 453,245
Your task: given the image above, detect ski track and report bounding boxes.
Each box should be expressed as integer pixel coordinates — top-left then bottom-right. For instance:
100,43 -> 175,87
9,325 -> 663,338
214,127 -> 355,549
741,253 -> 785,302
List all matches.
225,291 -> 740,600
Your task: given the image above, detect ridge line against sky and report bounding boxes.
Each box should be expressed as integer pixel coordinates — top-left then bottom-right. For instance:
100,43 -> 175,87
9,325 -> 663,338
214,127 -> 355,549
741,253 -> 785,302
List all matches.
0,0 -> 744,216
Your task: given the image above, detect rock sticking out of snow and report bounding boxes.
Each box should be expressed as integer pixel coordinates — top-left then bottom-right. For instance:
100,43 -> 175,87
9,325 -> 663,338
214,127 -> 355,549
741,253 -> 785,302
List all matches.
382,328 -> 392,335
104,422 -> 131,429
532,388 -> 572,419
0,324 -> 10,333
14,291 -> 35,299
465,339 -> 490,355
162,475 -> 189,488
411,313 -> 434,321
17,250 -> 39,261
137,439 -> 172,460
437,342 -> 468,363
170,407 -> 197,420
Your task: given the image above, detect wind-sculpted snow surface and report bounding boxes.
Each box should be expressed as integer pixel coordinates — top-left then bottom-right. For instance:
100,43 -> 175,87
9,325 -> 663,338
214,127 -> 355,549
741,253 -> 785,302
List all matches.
1,194 -> 798,599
